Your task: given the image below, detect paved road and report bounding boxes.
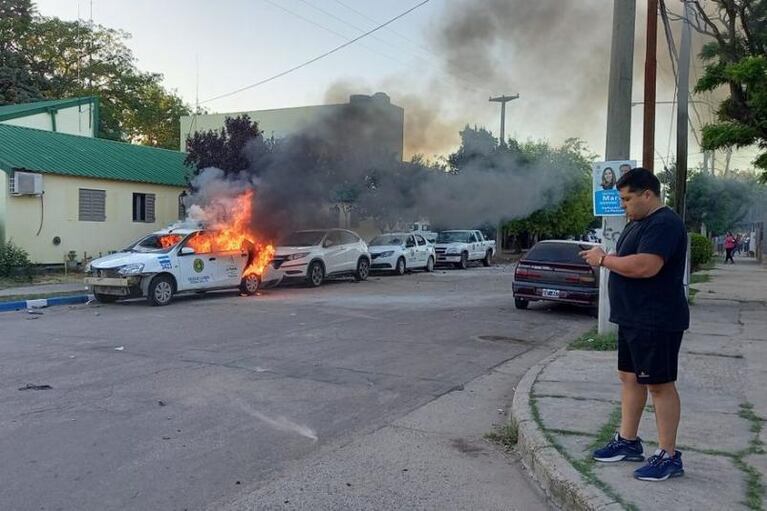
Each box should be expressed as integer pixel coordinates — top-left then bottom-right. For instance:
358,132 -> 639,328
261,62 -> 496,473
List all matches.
0,264 -> 593,510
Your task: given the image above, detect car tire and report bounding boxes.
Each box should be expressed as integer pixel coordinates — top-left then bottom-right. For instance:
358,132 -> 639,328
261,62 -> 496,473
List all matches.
394,257 -> 406,276
306,261 -> 324,287
425,256 -> 435,272
456,252 -> 469,270
147,274 -> 174,306
483,250 -> 493,267
354,257 -> 370,281
240,273 -> 260,295
514,298 -> 529,310
94,293 -> 118,303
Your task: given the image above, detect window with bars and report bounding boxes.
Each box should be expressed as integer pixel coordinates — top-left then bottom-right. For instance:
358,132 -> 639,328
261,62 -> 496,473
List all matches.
78,188 -> 106,222
132,193 -> 156,223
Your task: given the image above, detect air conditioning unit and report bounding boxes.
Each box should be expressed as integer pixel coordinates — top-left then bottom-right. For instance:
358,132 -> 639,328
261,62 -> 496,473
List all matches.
9,171 -> 44,196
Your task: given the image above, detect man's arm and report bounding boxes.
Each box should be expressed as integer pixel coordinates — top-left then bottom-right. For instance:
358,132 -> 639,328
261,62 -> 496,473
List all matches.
580,247 -> 665,278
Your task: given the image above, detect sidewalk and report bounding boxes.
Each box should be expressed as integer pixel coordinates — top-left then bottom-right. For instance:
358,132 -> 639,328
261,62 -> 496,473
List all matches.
0,281 -> 90,312
512,259 -> 767,511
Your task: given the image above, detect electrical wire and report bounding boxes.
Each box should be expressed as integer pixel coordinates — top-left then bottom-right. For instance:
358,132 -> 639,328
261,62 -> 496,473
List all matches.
199,0 -> 431,105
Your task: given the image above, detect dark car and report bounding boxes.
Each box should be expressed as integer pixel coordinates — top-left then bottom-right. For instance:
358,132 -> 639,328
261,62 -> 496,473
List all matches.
512,240 -> 599,312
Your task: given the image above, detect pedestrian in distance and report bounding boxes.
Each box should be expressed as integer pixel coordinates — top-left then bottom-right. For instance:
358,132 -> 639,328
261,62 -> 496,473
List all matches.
724,232 -> 736,264
580,168 -> 689,482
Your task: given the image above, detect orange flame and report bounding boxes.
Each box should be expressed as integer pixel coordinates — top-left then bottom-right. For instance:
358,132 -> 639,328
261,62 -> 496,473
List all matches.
184,189 -> 275,277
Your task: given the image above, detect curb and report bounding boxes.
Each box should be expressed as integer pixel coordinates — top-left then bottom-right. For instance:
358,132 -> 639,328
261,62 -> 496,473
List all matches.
511,348 -> 622,511
0,294 -> 93,313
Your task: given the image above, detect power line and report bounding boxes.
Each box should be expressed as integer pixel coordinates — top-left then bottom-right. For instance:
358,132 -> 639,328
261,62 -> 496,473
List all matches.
199,0 -> 431,105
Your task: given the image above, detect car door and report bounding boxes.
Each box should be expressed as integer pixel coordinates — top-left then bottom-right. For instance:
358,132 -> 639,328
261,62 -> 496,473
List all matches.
404,234 -> 418,267
177,231 -> 218,290
323,231 -> 347,274
415,235 -> 429,267
339,230 -> 361,271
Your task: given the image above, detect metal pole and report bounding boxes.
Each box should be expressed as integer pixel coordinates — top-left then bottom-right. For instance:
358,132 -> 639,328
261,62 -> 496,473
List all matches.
489,94 -> 519,146
599,0 -> 636,335
643,0 -> 658,171
675,0 -> 692,221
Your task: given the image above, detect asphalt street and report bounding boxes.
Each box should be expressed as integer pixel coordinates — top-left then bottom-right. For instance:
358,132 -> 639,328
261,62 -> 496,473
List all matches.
1,264 -> 593,511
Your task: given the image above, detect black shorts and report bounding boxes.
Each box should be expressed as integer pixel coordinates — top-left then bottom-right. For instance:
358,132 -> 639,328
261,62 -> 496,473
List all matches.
618,326 -> 684,384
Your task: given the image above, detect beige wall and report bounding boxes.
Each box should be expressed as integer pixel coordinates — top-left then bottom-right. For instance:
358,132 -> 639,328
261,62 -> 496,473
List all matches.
0,170 -> 6,244
1,103 -> 95,137
2,173 -> 184,264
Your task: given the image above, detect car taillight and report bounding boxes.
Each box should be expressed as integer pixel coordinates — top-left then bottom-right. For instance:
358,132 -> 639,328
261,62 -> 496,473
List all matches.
515,267 -> 542,279
564,274 -> 596,284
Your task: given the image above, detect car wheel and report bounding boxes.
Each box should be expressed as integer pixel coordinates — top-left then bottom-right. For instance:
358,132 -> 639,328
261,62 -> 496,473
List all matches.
355,257 -> 370,281
456,252 -> 469,270
94,293 -> 118,303
147,275 -> 174,306
394,257 -> 406,276
483,250 -> 493,267
514,298 -> 529,310
425,256 -> 435,272
240,273 -> 260,295
306,261 -> 324,287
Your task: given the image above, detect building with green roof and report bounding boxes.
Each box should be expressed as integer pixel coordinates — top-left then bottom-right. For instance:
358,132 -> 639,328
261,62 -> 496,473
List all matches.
0,122 -> 191,264
0,96 -> 99,138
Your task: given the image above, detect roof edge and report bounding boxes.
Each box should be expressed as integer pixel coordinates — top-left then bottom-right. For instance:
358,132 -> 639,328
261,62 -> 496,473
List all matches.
0,96 -> 98,122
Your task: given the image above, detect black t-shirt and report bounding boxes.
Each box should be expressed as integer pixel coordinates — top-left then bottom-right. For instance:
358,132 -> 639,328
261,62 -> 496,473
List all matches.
609,207 -> 690,331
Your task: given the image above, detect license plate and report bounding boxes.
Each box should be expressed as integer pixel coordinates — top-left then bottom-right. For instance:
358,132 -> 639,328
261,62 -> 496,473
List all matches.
542,289 -> 560,298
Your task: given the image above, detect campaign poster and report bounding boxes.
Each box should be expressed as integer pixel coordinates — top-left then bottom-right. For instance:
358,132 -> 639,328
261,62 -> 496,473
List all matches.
592,160 -> 635,216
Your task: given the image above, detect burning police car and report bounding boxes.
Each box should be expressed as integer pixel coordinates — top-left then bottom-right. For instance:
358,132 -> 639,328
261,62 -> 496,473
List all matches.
84,228 -> 270,306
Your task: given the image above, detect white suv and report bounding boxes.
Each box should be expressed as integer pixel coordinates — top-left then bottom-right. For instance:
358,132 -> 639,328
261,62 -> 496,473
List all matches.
264,229 -> 371,287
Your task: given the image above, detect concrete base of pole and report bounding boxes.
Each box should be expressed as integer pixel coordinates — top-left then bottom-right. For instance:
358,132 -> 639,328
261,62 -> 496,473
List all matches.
597,216 -> 626,334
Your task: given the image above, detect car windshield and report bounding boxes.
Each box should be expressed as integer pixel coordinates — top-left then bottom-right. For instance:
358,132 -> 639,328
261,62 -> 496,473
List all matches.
127,233 -> 186,253
438,231 -> 471,243
369,235 -> 404,246
525,242 -> 592,265
280,231 -> 326,246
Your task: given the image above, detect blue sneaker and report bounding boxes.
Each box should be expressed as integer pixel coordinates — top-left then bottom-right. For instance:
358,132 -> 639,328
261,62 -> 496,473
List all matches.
592,433 -> 645,462
634,449 -> 684,481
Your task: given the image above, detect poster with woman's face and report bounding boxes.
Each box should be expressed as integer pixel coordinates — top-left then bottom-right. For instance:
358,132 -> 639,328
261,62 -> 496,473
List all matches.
592,160 -> 635,216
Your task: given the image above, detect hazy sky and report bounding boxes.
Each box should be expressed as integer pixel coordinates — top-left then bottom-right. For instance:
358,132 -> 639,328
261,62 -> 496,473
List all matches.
33,0 -> 756,170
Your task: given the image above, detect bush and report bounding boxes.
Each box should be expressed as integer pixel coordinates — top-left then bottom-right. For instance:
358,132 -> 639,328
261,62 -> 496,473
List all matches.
0,240 -> 32,278
690,233 -> 712,271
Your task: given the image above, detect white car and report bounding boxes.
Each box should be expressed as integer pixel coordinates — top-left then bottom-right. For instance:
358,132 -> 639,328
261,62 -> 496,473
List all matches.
84,228 -> 262,306
435,230 -> 496,269
368,232 -> 436,275
264,229 -> 371,287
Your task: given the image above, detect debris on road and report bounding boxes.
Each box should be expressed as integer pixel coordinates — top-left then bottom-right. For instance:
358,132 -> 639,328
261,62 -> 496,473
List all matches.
158,400 -> 167,407
114,346 -> 125,351
18,384 -> 53,391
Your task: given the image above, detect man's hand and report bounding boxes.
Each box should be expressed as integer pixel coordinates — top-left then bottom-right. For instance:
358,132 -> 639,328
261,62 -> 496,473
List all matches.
580,246 -> 606,267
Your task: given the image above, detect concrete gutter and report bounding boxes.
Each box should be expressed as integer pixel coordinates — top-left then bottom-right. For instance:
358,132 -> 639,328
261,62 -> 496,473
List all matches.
511,349 -> 622,511
0,294 -> 93,313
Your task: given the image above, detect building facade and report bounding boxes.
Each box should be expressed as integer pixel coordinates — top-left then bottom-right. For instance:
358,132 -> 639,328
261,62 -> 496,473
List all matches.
180,92 -> 404,161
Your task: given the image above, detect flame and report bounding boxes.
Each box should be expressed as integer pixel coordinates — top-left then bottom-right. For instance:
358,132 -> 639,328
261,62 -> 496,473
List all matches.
159,234 -> 183,249
180,189 -> 275,277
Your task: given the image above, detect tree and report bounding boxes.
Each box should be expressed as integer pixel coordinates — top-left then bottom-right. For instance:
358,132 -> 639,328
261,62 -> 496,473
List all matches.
685,172 -> 757,234
0,0 -> 45,104
185,115 -> 264,178
691,0 -> 767,182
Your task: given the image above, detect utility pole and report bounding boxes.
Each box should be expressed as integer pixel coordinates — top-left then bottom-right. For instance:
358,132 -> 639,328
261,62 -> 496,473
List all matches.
675,0 -> 692,221
643,0 -> 658,171
599,0 -> 636,335
489,94 -> 519,146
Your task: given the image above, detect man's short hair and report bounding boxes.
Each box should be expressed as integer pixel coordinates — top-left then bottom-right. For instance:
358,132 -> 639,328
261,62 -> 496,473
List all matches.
616,167 -> 661,196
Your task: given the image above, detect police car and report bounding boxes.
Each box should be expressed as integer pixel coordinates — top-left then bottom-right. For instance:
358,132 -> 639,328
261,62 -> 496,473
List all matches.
84,227 -> 262,306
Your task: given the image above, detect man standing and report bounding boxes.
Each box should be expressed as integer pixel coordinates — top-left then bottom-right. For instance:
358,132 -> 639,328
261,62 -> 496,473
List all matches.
580,168 -> 689,482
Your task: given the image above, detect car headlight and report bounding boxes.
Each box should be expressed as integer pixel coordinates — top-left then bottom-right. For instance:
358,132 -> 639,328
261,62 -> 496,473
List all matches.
118,263 -> 144,275
377,251 -> 394,257
285,252 -> 309,261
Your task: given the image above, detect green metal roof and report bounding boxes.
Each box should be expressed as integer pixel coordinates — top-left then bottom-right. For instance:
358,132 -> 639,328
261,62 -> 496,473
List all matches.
0,124 -> 191,187
0,96 -> 97,122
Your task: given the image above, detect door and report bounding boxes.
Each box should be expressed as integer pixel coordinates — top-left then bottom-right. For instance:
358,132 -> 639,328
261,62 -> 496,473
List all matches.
323,231 -> 347,274
177,232 -> 218,290
215,249 -> 249,287
414,235 -> 428,267
404,235 -> 418,267
338,230 -> 361,271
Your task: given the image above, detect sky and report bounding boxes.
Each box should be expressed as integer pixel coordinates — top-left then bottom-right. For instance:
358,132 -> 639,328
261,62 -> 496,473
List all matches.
33,0 -> 757,171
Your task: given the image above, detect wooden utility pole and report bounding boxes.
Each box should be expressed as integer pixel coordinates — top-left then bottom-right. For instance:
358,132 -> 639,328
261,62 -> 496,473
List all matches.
488,94 -> 519,146
643,0 -> 658,171
599,0 -> 636,334
675,0 -> 692,221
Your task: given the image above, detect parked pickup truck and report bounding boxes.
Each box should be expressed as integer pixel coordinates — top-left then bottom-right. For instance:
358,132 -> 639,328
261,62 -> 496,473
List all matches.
434,230 -> 496,269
